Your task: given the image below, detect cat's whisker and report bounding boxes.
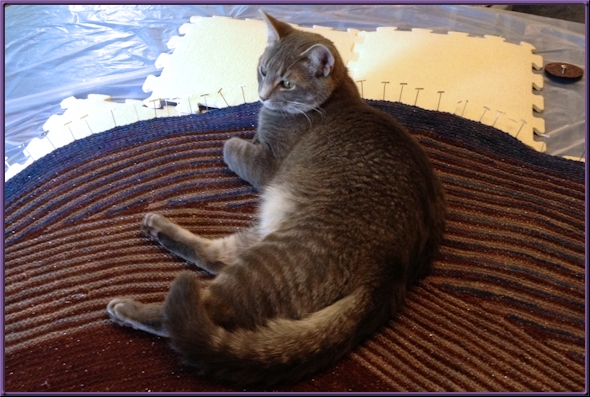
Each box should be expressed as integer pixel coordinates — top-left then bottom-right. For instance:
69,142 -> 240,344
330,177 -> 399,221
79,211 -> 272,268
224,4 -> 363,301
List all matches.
311,100 -> 327,119
288,102 -> 313,128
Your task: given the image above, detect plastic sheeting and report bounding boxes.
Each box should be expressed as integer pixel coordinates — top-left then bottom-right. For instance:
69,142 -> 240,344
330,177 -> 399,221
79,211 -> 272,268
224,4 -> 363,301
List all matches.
4,4 -> 587,175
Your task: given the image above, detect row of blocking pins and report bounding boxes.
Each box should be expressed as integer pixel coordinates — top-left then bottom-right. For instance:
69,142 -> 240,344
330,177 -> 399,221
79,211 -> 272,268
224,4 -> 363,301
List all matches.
48,82 -> 519,142
16,83 -> 585,162
19,87 -> 242,159
356,80 -> 533,138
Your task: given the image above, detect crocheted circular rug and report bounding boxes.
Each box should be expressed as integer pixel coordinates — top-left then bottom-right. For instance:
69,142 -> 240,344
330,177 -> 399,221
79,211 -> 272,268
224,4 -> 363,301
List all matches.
3,102 -> 585,392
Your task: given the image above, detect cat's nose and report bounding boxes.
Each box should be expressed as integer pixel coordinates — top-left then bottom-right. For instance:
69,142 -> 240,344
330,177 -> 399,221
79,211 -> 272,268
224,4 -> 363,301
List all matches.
259,86 -> 272,102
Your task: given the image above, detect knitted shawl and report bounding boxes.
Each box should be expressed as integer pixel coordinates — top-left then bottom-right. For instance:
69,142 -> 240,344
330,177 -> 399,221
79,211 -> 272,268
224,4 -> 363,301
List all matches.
3,101 -> 585,392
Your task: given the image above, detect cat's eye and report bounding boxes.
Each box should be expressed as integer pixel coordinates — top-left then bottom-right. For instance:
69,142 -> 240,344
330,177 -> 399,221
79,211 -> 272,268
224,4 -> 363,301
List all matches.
260,67 -> 267,77
281,80 -> 295,89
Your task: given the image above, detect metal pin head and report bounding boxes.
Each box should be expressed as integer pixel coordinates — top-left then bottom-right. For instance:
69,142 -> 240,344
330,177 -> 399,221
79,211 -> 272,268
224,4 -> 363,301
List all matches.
398,83 -> 407,102
218,89 -> 229,107
515,119 -> 527,138
436,91 -> 445,111
381,81 -> 389,100
492,110 -> 505,127
461,100 -> 468,117
64,121 -> 76,139
356,80 -> 366,97
81,114 -> 93,133
414,88 -> 424,106
479,106 -> 490,122
200,94 -> 209,111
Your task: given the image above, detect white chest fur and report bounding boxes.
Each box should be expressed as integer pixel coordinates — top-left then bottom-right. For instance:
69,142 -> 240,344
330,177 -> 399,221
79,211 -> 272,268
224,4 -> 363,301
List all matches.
258,184 -> 297,238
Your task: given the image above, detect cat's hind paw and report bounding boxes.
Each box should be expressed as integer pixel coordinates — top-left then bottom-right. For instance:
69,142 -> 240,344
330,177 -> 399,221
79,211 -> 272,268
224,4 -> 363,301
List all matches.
141,212 -> 186,241
107,298 -> 138,328
141,212 -> 168,240
107,298 -> 169,337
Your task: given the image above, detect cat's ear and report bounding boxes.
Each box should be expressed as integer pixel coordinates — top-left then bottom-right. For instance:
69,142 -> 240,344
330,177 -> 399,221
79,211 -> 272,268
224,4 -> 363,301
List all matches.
260,11 -> 293,45
302,44 -> 335,78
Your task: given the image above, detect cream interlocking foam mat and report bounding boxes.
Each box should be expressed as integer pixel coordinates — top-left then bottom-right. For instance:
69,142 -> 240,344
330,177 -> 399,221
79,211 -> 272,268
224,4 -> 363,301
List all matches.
14,15 -> 546,181
348,28 -> 544,145
141,16 -> 545,151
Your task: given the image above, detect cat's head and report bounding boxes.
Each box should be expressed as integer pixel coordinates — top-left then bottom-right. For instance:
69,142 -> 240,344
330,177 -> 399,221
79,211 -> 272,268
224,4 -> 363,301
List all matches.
257,12 -> 345,114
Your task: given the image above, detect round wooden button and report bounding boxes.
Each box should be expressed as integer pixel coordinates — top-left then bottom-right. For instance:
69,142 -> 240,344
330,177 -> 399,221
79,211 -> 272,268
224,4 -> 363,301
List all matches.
545,62 -> 584,81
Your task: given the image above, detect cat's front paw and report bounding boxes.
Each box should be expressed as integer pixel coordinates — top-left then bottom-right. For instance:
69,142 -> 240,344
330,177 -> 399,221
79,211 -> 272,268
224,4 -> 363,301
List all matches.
222,137 -> 244,170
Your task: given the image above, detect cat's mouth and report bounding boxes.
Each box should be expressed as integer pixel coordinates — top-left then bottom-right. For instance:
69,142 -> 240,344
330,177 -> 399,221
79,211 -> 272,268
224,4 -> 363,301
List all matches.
260,98 -> 316,115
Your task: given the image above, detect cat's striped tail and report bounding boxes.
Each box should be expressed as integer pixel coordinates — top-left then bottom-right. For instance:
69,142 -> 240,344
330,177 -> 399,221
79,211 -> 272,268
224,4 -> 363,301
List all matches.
163,271 -> 387,387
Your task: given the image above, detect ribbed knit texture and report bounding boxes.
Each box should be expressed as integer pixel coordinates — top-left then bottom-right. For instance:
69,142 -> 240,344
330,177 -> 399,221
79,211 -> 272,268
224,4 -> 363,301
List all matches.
4,101 -> 585,392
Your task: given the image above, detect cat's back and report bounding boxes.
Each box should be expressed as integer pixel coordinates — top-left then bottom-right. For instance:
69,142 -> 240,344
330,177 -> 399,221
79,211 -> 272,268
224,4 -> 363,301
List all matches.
250,100 -> 445,315
278,100 -> 438,211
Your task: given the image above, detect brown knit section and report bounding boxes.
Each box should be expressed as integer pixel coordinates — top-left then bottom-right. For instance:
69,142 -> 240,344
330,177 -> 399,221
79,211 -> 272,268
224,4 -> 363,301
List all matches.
4,104 -> 585,392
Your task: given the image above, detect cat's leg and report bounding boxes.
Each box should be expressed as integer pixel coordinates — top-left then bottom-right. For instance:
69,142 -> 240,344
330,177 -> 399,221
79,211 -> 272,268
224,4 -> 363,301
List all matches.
223,138 -> 276,191
107,298 -> 169,337
141,213 -> 260,275
108,271 -> 210,338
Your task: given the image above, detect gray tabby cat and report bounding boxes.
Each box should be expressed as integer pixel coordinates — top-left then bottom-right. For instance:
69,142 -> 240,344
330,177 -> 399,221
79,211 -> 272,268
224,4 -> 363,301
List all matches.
107,12 -> 446,387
